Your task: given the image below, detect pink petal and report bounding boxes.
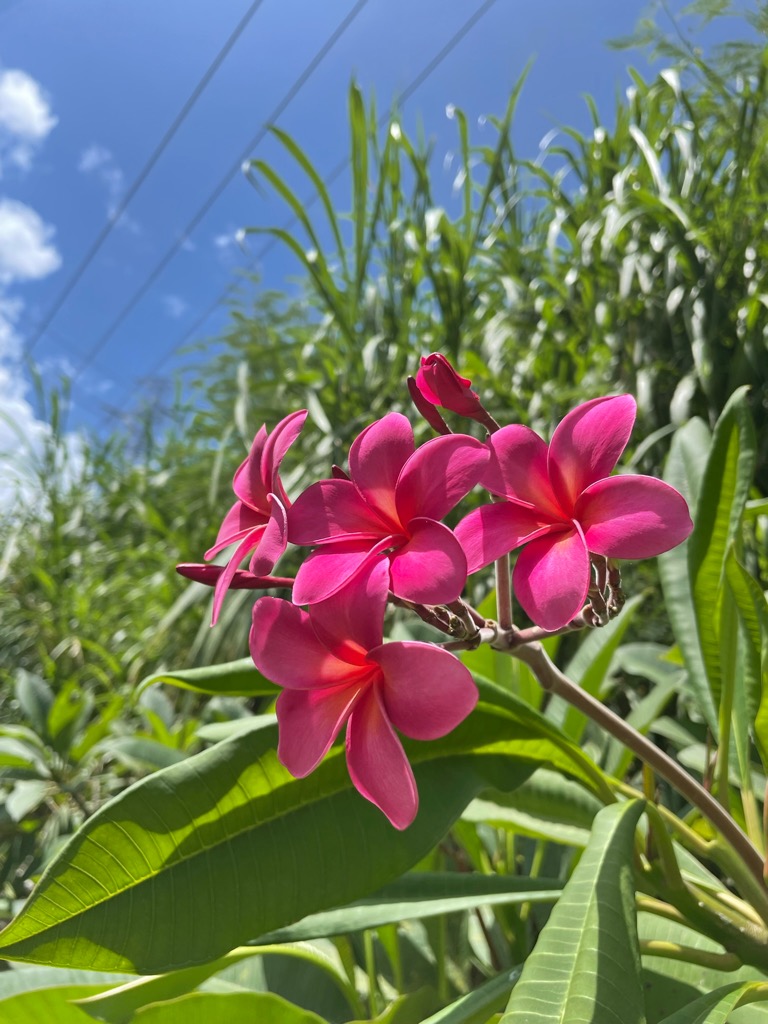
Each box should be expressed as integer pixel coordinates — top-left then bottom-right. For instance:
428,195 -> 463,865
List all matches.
288,479 -> 390,545
250,597 -> 365,688
369,642 -> 478,739
513,526 -> 590,631
346,685 -> 418,830
276,683 -> 363,777
292,540 -> 394,606
548,395 -> 637,511
232,426 -> 269,510
310,556 -> 389,657
485,426 -> 563,517
576,474 -> 694,558
249,496 -> 288,577
205,501 -> 268,560
211,528 -> 264,626
454,503 -> 555,574
260,409 -> 308,498
349,413 -> 414,526
389,518 -> 467,605
395,433 -> 488,524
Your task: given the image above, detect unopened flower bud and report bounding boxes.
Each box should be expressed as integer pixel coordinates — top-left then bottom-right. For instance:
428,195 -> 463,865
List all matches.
415,353 -> 489,424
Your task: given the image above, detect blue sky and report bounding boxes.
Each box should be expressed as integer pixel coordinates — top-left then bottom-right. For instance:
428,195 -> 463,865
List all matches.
0,0 -> 742,464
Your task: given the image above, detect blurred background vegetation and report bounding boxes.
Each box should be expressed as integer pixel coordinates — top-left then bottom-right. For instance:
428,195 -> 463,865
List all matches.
1,0 -> 767,965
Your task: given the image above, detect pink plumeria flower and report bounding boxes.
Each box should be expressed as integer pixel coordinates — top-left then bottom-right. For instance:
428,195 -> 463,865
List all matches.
180,410 -> 307,624
415,353 -> 487,421
455,395 -> 693,631
249,558 -> 478,829
288,412 -> 488,606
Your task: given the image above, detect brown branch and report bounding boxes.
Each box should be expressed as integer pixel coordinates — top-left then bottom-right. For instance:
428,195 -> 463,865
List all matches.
509,641 -> 765,888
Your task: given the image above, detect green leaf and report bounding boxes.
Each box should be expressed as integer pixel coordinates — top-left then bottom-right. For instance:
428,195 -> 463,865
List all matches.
0,701 -> 579,973
420,969 -> 520,1024
659,419 -> 717,732
501,800 -> 646,1023
462,766 -> 603,846
15,670 -> 54,736
76,945 -> 356,1023
137,657 -> 279,699
255,872 -> 562,944
657,982 -> 768,1023
0,968 -> 132,1024
688,386 -> 756,708
132,991 -> 327,1024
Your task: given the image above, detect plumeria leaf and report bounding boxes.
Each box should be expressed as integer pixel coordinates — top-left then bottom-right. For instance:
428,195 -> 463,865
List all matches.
688,385 -> 755,708
76,945 -> 355,1023
659,419 -> 718,732
0,698 -> 593,973
501,800 -> 646,1023
418,968 -> 521,1024
137,657 -> 280,699
255,871 -> 562,944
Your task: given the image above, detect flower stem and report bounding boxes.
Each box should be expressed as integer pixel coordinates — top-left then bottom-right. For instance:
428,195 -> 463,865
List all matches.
495,555 -> 513,630
639,940 -> 741,972
509,641 -> 766,889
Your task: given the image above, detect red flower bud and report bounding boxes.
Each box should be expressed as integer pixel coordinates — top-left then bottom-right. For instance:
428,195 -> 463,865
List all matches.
415,353 -> 486,421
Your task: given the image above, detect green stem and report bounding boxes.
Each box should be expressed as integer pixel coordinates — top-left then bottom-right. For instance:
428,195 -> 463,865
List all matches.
640,940 -> 741,972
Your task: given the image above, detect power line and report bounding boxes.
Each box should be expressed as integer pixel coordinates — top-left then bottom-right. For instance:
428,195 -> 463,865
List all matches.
71,0 -> 372,387
102,0 -> 502,423
23,0 -> 267,358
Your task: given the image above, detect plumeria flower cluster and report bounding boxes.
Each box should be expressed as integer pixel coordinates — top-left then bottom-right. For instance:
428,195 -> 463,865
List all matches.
178,354 -> 693,829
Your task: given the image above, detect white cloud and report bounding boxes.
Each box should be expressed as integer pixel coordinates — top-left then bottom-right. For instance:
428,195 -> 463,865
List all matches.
213,227 -> 246,251
78,144 -> 139,233
0,298 -> 84,511
0,199 -> 61,285
163,294 -> 187,319
0,66 -> 57,175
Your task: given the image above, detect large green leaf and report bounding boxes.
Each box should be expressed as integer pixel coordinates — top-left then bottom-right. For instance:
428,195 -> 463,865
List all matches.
0,699 -> 590,973
659,418 -> 717,732
501,800 -> 646,1023
688,386 -> 756,708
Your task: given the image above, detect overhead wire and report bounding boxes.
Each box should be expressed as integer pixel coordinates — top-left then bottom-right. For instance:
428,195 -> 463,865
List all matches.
23,0 -> 268,358
70,0 -> 372,386
102,0 -> 502,424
